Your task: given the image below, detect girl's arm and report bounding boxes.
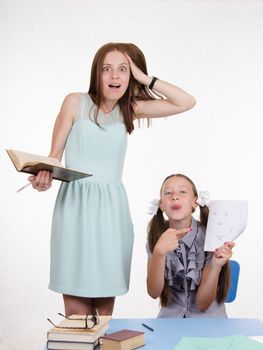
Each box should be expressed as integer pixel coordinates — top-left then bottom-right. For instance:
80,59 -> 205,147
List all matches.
28,93 -> 81,191
196,242 -> 235,311
147,227 -> 190,299
126,55 -> 196,119
147,253 -> 166,299
195,264 -> 221,311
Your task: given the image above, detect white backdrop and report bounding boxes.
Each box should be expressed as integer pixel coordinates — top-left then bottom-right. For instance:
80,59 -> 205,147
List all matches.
1,0 -> 263,349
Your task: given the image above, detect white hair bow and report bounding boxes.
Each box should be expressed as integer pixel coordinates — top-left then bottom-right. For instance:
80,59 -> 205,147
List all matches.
196,190 -> 210,207
148,199 -> 160,215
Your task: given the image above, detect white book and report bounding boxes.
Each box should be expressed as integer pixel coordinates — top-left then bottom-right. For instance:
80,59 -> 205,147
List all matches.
47,316 -> 110,342
47,338 -> 99,350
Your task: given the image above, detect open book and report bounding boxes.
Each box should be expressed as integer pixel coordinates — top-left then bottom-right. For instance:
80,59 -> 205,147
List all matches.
6,149 -> 92,182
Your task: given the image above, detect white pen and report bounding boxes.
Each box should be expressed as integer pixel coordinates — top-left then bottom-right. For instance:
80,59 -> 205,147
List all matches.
16,182 -> 32,193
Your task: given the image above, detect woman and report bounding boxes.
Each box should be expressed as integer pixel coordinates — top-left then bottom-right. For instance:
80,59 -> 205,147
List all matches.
29,42 -> 196,316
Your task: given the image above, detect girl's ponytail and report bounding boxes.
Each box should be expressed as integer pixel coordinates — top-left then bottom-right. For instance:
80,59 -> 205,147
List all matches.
199,205 -> 209,228
147,208 -> 169,306
147,208 -> 167,253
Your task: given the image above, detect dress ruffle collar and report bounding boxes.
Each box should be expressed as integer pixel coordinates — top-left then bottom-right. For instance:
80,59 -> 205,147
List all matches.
165,218 -> 206,291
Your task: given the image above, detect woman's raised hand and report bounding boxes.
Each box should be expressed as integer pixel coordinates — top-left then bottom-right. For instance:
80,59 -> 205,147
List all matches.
125,53 -> 150,86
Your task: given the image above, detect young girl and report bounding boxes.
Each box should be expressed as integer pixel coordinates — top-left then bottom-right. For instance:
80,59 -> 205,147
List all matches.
29,43 -> 196,316
147,174 -> 234,318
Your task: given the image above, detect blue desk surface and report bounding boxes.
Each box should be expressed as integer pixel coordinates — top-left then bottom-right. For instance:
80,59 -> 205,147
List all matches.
44,318 -> 263,350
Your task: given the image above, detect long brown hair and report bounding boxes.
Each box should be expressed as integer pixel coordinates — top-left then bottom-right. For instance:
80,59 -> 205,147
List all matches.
147,174 -> 230,306
88,42 -> 157,134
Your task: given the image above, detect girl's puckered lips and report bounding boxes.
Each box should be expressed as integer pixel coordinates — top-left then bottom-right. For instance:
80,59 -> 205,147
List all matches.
171,204 -> 182,210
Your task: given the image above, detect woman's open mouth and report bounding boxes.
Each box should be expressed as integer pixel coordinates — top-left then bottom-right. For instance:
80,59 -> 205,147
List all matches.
109,83 -> 121,89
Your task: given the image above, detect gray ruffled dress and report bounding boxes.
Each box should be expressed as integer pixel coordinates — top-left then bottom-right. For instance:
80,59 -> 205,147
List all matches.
147,218 -> 227,318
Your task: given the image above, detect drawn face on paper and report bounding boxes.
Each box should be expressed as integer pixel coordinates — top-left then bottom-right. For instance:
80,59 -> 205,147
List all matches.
211,209 -> 234,240
204,200 -> 248,251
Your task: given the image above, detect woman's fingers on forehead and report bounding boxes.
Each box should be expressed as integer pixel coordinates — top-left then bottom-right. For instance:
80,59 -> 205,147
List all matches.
125,52 -> 131,60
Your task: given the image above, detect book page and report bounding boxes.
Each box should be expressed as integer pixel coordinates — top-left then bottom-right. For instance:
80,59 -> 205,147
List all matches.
204,200 -> 248,251
9,149 -> 63,168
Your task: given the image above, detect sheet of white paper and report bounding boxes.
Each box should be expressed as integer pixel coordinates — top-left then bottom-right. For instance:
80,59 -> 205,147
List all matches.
204,200 -> 248,251
250,336 -> 263,344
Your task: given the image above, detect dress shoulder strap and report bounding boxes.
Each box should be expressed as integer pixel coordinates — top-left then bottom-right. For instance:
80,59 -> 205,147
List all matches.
75,93 -> 95,121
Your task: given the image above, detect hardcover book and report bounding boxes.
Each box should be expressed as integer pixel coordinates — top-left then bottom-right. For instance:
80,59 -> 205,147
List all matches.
100,329 -> 144,350
6,149 -> 92,182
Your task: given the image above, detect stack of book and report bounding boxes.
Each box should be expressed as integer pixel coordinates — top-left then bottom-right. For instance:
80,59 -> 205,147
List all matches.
47,315 -> 111,350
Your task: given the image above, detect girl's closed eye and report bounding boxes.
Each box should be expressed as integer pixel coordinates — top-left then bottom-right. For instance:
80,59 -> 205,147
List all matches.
164,191 -> 173,196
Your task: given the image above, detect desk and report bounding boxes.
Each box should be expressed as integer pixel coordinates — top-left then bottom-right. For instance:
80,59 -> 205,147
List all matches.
44,318 -> 263,350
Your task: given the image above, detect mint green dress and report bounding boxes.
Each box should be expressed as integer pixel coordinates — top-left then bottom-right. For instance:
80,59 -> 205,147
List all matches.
49,93 -> 134,297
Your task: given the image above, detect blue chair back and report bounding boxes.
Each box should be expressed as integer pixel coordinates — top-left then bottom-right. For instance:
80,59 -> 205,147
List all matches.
226,260 -> 240,303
